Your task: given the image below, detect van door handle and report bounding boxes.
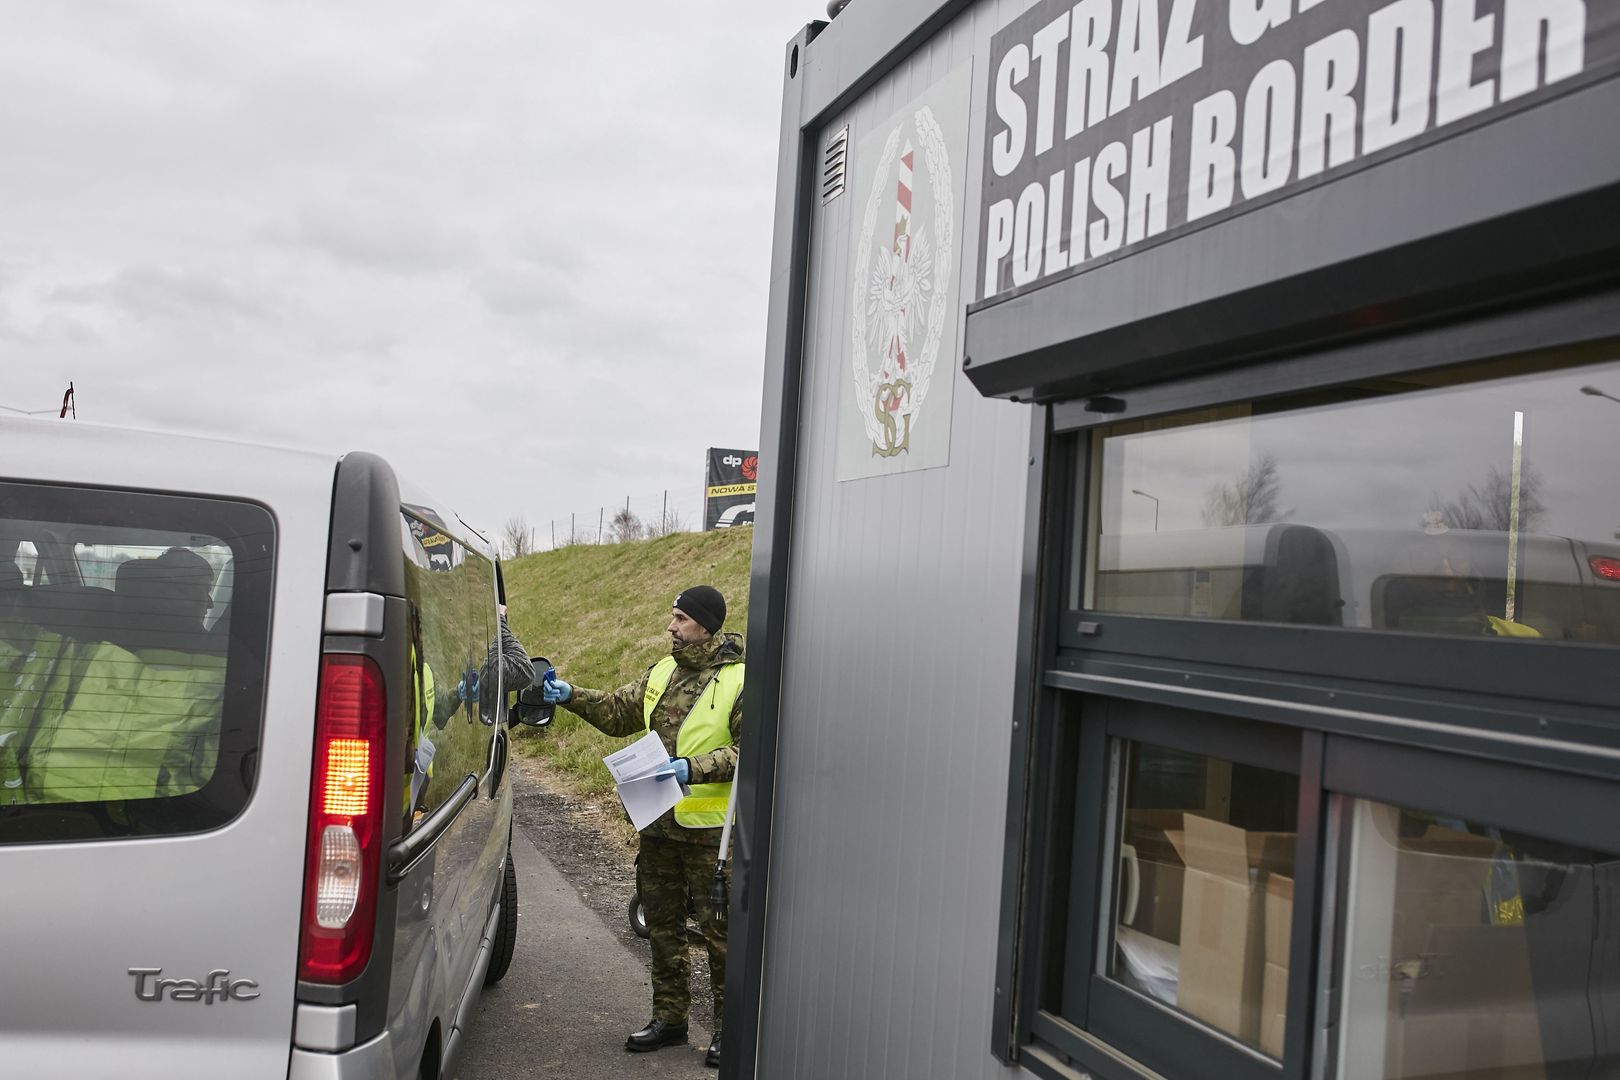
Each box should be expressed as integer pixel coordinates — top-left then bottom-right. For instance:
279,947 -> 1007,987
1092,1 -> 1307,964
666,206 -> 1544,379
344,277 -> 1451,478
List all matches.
488,729 -> 508,795
387,773 -> 477,884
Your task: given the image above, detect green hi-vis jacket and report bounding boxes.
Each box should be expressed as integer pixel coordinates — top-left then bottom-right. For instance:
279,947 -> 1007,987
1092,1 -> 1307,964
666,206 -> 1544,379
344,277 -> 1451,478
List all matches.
565,631 -> 744,843
643,654 -> 742,828
0,628 -> 224,805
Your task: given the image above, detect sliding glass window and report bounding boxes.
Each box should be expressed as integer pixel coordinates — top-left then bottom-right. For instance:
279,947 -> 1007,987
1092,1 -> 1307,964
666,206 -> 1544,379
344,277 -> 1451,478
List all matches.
1331,800 -> 1619,1079
1014,339 -> 1620,1080
1082,353 -> 1620,646
1110,741 -> 1299,1057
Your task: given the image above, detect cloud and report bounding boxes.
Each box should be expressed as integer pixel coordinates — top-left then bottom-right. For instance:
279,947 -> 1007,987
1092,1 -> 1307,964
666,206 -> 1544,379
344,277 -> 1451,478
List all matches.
472,259 -> 578,319
0,0 -> 815,538
260,202 -> 482,276
51,265 -> 273,326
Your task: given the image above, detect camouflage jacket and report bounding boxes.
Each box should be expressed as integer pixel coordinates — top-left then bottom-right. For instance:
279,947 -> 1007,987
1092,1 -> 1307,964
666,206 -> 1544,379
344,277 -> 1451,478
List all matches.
565,631 -> 743,843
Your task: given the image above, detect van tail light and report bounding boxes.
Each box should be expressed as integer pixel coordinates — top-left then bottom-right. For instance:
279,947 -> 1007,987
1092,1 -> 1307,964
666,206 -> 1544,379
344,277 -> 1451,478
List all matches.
299,654 -> 387,984
1591,556 -> 1620,582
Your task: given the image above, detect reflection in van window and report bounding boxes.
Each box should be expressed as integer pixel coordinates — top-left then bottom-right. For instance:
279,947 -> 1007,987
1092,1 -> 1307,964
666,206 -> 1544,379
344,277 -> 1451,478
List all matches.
401,510 -> 496,828
0,485 -> 272,842
1087,355 -> 1620,643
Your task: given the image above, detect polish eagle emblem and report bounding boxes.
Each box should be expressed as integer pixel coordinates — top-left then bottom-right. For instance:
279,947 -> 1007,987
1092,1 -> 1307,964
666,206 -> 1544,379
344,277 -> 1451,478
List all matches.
850,106 -> 955,460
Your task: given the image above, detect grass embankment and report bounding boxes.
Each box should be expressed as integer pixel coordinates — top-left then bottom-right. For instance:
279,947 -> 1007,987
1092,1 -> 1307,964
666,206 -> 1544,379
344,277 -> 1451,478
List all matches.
502,527 -> 752,800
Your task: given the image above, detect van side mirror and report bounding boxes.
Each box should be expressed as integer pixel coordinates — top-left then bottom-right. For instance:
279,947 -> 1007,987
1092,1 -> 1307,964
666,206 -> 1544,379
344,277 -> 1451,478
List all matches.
510,655 -> 555,728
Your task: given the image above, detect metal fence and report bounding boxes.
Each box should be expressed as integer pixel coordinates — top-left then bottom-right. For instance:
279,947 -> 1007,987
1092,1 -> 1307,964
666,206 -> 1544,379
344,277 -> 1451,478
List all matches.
499,488 -> 717,556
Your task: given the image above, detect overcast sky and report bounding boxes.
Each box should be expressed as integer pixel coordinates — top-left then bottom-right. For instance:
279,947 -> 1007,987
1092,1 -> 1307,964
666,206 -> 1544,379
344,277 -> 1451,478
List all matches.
0,1 -> 819,546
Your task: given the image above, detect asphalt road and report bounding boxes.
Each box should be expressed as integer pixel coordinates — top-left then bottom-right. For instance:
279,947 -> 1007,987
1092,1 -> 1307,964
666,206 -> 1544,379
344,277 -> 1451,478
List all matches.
452,808 -> 716,1079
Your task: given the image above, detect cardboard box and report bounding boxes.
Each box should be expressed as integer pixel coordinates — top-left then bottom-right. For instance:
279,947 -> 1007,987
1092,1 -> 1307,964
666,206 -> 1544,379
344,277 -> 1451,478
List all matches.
1260,961 -> 1288,1058
1170,814 -> 1295,1045
1264,873 -> 1294,964
1377,826 -> 1547,1079
1122,809 -> 1189,943
1259,874 -> 1293,1057
1388,826 -> 1500,964
1384,924 -> 1547,1079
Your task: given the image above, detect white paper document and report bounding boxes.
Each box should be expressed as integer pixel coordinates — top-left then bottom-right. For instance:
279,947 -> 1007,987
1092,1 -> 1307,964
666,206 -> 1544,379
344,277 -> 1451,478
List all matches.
604,730 -> 686,831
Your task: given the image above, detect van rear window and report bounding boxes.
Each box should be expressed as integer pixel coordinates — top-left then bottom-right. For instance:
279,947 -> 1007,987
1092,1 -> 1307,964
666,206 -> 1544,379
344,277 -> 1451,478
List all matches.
0,482 -> 273,844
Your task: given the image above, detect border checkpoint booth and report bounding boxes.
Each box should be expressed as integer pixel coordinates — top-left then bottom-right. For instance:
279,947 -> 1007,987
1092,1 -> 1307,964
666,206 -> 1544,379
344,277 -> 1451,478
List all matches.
728,2 -> 1620,1079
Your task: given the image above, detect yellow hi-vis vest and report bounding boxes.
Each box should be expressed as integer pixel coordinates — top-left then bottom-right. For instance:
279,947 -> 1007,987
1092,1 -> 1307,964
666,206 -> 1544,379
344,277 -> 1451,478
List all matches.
644,655 -> 742,828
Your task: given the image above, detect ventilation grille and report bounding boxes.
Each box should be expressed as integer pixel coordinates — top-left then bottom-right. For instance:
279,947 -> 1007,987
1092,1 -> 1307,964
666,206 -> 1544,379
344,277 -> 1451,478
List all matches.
821,125 -> 850,205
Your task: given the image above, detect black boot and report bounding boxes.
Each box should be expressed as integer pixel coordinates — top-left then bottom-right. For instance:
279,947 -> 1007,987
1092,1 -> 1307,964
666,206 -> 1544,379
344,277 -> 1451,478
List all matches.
706,1030 -> 721,1068
625,1018 -> 688,1052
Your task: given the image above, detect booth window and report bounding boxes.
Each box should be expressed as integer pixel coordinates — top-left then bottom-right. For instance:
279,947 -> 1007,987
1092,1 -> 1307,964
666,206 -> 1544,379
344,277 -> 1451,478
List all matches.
1082,354 -> 1620,645
1009,341 -> 1620,1080
1110,742 -> 1299,1059
1331,800 -> 1620,1079
1027,702 -> 1312,1080
1017,701 -> 1620,1080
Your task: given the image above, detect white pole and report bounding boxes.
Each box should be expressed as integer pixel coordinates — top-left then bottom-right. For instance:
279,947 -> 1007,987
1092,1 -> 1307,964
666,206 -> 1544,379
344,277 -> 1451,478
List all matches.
1505,410 -> 1524,622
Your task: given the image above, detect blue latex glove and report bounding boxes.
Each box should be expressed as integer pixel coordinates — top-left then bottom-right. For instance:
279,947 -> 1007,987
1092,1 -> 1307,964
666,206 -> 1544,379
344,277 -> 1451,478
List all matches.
540,671 -> 571,704
654,757 -> 690,785
456,671 -> 479,701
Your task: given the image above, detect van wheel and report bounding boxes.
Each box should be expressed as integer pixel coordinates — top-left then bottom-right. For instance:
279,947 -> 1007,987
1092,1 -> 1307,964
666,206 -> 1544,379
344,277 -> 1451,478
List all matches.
484,852 -> 518,985
628,892 -> 650,939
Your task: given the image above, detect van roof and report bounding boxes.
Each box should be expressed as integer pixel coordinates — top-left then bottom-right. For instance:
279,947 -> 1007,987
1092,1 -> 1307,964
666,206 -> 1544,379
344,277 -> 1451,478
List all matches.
0,416 -> 496,560
1,413 -> 338,485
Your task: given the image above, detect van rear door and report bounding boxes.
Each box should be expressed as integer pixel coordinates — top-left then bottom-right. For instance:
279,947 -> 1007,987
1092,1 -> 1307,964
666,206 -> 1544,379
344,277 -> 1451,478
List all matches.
0,467 -> 324,1080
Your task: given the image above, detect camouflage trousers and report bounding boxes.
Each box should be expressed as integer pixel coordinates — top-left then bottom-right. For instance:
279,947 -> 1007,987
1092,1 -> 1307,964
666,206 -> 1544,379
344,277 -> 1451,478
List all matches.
638,831 -> 729,1026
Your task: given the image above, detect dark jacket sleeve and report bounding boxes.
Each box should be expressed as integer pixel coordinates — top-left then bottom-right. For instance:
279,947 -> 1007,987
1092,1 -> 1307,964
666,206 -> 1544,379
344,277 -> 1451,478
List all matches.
494,617 -> 535,692
477,617 -> 535,722
564,668 -> 652,739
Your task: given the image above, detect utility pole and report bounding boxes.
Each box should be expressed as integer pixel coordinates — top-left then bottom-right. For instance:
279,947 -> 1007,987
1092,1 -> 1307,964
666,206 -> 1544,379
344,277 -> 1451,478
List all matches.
1131,489 -> 1160,532
662,490 -> 668,535
597,508 -> 603,544
551,521 -> 556,550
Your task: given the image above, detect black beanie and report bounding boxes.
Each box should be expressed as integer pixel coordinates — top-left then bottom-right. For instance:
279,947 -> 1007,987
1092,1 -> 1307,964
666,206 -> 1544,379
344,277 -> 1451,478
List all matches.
673,585 -> 725,634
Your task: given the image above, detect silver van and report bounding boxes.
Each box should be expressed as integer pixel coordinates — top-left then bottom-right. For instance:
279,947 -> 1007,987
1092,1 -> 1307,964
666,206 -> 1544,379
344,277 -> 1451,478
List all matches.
0,418 -> 544,1079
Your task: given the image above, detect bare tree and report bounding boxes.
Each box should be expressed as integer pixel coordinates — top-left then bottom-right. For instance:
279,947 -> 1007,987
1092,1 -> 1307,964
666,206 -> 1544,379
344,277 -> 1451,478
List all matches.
645,506 -> 687,539
609,507 -> 644,543
501,516 -> 534,559
1434,462 -> 1546,533
1201,452 -> 1291,527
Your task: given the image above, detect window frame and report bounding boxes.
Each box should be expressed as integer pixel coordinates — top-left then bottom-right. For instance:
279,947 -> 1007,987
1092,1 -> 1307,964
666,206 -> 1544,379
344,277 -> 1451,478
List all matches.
1314,735 -> 1620,1079
1037,698 -> 1321,1080
1060,346 -> 1620,719
0,480 -> 275,845
398,508 -> 501,831
1000,299 -> 1620,1080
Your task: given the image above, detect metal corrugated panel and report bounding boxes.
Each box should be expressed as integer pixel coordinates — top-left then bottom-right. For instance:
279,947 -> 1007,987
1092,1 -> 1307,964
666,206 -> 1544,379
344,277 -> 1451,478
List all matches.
757,1 -> 1040,1076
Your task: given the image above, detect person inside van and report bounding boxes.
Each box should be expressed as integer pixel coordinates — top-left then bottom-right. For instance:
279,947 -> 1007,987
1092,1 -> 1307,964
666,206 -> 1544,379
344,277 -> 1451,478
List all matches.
115,547 -> 217,652
0,546 -> 227,806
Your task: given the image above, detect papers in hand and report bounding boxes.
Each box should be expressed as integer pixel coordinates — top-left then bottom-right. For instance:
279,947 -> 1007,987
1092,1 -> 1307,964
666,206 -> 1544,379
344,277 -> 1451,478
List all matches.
604,730 -> 687,831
